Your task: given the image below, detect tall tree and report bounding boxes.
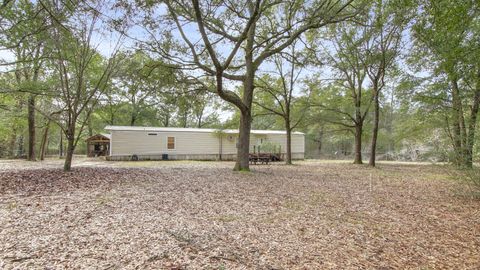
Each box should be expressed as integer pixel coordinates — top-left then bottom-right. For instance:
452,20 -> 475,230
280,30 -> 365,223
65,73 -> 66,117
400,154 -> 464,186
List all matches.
0,0 -> 52,161
413,0 -> 480,167
309,81 -> 369,160
143,0 -> 358,170
115,51 -> 175,126
307,0 -> 406,165
362,0 -> 405,166
314,22 -> 372,164
254,41 -> 309,164
38,1 -> 123,171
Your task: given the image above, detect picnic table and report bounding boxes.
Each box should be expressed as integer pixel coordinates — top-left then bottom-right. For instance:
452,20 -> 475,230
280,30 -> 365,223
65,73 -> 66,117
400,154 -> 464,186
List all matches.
249,153 -> 271,165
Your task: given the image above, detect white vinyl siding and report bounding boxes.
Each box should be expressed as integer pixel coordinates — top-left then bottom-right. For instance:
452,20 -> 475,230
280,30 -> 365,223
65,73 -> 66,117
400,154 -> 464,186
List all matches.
109,128 -> 305,158
111,130 -> 222,156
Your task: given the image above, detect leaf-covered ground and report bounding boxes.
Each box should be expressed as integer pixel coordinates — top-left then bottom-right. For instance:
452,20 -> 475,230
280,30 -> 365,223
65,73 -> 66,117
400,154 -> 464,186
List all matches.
0,160 -> 479,269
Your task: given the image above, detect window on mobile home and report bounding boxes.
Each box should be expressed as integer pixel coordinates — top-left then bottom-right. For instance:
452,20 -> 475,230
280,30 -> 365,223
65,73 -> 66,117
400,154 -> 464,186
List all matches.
167,136 -> 175,150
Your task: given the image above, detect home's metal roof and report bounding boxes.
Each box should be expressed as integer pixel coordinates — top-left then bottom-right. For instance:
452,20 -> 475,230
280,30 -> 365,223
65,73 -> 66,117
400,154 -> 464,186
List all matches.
85,133 -> 110,141
104,125 -> 304,135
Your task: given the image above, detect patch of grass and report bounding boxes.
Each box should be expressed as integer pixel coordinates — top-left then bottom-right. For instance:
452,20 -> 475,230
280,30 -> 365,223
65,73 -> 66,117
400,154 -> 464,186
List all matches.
283,199 -> 304,211
258,212 -> 296,224
302,159 -> 352,164
214,214 -> 240,223
343,212 -> 371,226
375,169 -> 404,178
166,229 -> 195,243
443,166 -> 480,199
6,201 -> 17,211
422,172 -> 450,181
372,165 -> 450,183
95,194 -> 115,205
307,191 -> 326,205
234,167 -> 251,173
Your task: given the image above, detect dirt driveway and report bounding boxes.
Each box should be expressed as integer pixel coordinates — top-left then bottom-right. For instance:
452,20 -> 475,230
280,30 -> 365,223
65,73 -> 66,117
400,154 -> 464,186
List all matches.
0,159 -> 479,269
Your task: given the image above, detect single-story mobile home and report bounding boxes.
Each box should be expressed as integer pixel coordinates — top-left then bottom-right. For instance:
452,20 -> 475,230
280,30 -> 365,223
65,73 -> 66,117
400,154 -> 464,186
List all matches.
105,125 -> 305,161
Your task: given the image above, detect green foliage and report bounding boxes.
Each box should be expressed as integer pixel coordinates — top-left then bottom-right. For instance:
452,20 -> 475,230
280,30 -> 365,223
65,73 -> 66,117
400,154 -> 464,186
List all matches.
450,167 -> 480,199
258,141 -> 281,154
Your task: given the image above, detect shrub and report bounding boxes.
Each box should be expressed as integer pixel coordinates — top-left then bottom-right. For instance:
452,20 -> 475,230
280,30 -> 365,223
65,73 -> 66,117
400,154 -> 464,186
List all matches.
258,141 -> 281,153
451,167 -> 480,199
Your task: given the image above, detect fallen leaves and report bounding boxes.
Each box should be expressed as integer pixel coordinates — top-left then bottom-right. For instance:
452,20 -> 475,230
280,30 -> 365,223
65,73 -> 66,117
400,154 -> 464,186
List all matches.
0,161 -> 479,269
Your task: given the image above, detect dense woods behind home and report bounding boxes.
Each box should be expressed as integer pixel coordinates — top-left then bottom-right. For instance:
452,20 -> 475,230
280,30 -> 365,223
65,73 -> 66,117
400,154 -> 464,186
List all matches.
0,0 -> 479,170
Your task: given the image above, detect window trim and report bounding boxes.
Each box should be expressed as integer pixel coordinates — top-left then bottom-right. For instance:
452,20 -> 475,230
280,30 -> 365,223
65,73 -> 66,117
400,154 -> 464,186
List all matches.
166,136 -> 176,150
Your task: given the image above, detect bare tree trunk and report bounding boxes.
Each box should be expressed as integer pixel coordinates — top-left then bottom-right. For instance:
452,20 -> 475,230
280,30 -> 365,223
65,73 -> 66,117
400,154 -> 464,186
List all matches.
197,116 -> 202,128
317,126 -> 324,154
130,96 -> 137,126
17,135 -> 24,158
465,73 -> 480,167
234,110 -> 252,171
181,111 -> 188,127
353,85 -> 364,165
64,138 -> 74,171
285,121 -> 292,165
354,123 -> 363,164
387,93 -> 395,154
233,19 -> 256,171
163,112 -> 170,127
39,119 -> 51,161
59,129 -> 63,157
451,78 -> 466,166
64,127 -> 75,171
10,98 -> 23,157
196,107 -> 204,128
27,94 -> 36,161
9,127 -> 17,157
369,89 -> 380,167
46,134 -> 50,157
130,113 -> 136,126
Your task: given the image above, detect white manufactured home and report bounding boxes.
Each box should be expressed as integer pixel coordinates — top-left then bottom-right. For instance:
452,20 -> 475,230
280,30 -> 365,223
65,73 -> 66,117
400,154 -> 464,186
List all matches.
105,125 -> 305,161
